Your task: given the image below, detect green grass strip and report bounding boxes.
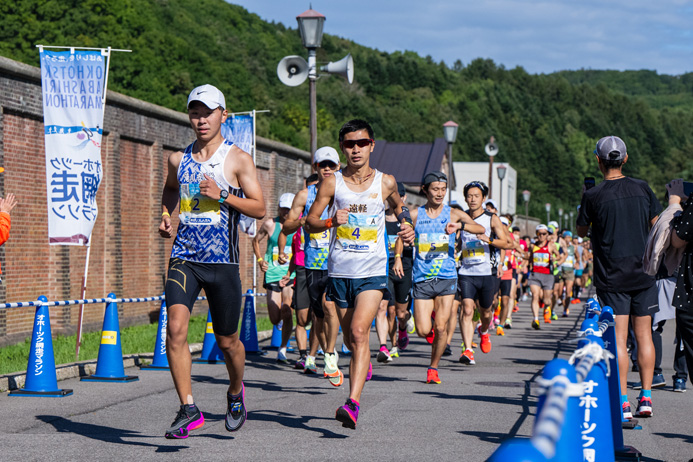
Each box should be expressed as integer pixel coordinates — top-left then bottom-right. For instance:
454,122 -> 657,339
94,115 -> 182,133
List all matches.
0,314 -> 274,376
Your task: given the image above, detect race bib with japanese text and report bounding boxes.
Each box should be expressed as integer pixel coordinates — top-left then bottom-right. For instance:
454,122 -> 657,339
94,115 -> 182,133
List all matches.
179,183 -> 220,226
336,213 -> 378,252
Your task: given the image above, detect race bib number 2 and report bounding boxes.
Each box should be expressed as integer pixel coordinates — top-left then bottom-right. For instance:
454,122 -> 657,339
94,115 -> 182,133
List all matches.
179,183 -> 220,226
336,213 -> 378,252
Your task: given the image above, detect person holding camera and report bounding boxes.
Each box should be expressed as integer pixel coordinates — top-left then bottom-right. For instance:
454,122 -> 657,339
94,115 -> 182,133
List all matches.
577,135 -> 660,419
667,178 -> 693,387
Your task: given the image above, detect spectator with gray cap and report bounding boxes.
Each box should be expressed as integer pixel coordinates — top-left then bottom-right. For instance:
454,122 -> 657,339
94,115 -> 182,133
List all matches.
577,135 -> 661,419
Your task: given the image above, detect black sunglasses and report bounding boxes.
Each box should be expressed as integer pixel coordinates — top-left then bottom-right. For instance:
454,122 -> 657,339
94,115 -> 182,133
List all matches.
317,160 -> 337,169
342,139 -> 373,149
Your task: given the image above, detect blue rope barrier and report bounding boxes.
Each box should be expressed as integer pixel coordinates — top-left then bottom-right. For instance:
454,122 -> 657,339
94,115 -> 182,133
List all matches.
0,295 -> 208,310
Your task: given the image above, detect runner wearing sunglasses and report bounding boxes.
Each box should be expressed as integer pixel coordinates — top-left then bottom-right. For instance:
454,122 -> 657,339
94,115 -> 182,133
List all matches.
306,119 -> 415,429
278,147 -> 343,383
528,224 -> 564,329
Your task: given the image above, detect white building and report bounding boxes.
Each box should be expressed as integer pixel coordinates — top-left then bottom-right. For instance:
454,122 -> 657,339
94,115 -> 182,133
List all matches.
450,162 -> 517,215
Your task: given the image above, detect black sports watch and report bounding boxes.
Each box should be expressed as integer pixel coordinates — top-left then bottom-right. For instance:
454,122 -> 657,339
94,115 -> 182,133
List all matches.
218,189 -> 229,204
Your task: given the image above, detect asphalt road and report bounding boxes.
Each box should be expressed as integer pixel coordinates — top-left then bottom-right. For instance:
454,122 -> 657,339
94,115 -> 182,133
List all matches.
1,299 -> 691,462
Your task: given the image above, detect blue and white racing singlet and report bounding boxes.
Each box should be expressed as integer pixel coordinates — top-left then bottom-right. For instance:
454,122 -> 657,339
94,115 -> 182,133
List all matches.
303,184 -> 330,271
413,205 -> 456,282
171,140 -> 243,264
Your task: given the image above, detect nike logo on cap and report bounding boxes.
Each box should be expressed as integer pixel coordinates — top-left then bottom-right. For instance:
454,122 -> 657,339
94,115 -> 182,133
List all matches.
197,91 -> 207,95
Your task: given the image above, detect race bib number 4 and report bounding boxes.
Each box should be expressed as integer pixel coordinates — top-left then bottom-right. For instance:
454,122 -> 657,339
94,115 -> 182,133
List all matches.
179,183 -> 220,226
336,213 -> 378,252
309,229 -> 330,248
418,233 -> 449,261
461,240 -> 486,265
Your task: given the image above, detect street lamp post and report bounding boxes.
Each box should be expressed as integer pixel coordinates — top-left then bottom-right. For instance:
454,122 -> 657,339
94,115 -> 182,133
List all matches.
558,208 -> 563,230
569,211 -> 574,232
522,190 -> 531,235
296,8 -> 326,155
443,121 -> 458,204
485,137 -> 498,198
497,164 -> 507,213
545,203 -> 551,226
564,213 -> 569,232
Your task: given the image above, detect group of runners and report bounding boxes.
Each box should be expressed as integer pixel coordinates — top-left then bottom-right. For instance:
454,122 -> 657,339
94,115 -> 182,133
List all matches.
158,84 -> 595,438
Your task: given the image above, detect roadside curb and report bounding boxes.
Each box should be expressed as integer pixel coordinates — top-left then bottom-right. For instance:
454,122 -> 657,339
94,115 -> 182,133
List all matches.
0,329 -> 273,393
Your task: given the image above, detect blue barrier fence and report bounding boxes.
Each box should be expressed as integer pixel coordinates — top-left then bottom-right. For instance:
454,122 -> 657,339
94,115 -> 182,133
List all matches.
489,298 -> 643,462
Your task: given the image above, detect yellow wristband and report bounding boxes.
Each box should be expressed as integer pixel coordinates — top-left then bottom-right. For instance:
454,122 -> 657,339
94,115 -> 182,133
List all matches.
257,257 -> 264,263
402,221 -> 413,228
395,254 -> 401,258
161,212 -> 170,218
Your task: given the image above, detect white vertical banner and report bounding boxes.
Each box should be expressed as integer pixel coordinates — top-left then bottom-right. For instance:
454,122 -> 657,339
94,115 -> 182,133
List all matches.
40,48 -> 107,245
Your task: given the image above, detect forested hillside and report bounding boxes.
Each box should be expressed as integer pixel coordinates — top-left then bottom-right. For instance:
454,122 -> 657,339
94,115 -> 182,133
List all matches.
2,0 -> 692,217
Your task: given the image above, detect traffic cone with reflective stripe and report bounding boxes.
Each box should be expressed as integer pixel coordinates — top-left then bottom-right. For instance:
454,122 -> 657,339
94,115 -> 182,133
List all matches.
140,297 -> 170,370
9,296 -> 73,397
193,311 -> 225,364
82,293 -> 138,382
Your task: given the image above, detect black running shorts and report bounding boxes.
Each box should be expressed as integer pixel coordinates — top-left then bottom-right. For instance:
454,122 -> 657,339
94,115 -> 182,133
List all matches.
387,256 -> 413,306
457,274 -> 496,309
165,258 -> 242,336
596,285 -> 659,317
293,266 -> 310,310
306,269 -> 329,318
500,278 -> 513,297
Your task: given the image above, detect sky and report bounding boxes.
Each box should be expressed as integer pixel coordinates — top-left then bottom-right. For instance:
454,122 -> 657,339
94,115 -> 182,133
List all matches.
229,0 -> 693,75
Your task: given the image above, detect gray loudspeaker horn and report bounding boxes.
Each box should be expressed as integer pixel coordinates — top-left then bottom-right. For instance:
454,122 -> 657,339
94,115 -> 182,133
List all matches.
320,53 -> 354,84
485,142 -> 498,157
277,55 -> 309,87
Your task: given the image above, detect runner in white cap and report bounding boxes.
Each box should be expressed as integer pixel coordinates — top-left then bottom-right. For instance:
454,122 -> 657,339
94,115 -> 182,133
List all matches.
160,84 -> 265,438
279,147 -> 343,384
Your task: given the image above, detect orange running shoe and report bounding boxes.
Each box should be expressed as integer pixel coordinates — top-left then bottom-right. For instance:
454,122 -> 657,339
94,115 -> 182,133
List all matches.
543,308 -> 552,324
496,326 -> 505,336
425,328 -> 435,344
459,349 -> 476,365
426,368 -> 441,384
478,326 -> 492,353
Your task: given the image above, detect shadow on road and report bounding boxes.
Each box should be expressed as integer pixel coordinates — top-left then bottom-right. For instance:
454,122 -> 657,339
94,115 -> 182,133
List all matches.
191,376 -> 328,396
35,415 -> 188,453
249,409 -> 348,439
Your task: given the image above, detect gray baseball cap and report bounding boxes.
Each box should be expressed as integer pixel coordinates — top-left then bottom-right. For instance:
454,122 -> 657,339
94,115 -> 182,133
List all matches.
595,136 -> 627,161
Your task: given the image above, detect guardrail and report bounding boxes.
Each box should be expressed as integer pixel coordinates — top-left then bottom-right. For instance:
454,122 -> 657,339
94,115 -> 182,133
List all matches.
489,298 -> 643,462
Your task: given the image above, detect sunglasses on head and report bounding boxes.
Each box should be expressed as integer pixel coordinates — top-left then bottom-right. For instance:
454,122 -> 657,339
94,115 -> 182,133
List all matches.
317,160 -> 337,169
342,138 -> 373,149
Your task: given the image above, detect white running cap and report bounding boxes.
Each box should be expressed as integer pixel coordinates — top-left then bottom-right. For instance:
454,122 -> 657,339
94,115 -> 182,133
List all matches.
313,146 -> 340,165
278,193 -> 295,209
187,84 -> 226,110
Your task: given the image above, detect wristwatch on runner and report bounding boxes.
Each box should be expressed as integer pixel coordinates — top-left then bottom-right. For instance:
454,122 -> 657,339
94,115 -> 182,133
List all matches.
219,189 -> 229,204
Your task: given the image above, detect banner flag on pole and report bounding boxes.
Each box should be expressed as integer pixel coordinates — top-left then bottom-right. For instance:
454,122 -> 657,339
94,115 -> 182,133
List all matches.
40,48 -> 107,245
221,113 -> 254,155
222,113 -> 257,236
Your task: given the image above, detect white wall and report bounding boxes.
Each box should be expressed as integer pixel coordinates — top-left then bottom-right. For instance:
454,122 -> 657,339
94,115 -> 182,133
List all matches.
450,162 -> 517,215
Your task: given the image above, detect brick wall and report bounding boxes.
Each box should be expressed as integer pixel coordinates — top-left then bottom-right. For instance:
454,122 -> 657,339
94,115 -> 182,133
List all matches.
0,56 -> 311,346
